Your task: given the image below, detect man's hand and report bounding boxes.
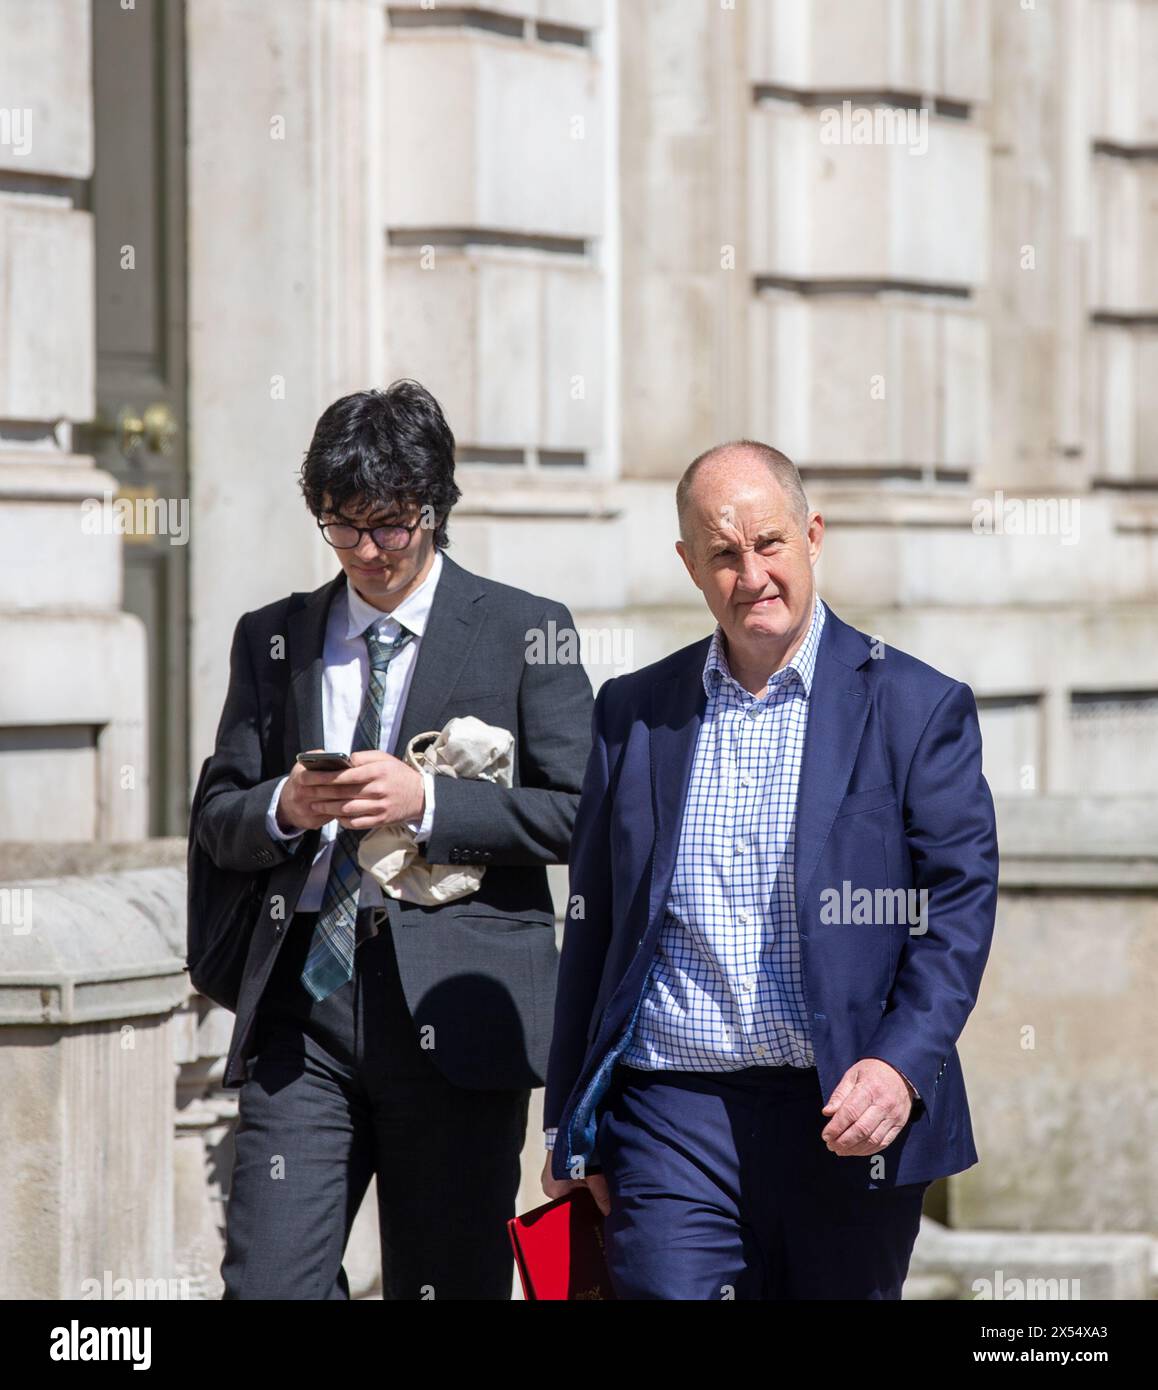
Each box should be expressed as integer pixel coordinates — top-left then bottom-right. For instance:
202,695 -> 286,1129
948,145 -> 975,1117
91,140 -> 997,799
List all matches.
820,1057 -> 914,1157
541,1154 -> 611,1216
276,750 -> 425,833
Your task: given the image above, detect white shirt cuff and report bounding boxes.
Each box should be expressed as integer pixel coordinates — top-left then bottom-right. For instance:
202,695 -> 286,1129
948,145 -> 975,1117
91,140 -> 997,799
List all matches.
405,769 -> 436,843
266,775 -> 306,842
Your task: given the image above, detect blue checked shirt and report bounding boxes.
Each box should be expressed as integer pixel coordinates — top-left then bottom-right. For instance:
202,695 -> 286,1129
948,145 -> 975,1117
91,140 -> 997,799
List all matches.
619,593 -> 826,1073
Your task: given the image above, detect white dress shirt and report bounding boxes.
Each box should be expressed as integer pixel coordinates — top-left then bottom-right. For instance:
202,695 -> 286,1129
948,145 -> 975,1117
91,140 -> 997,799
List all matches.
265,549 -> 443,911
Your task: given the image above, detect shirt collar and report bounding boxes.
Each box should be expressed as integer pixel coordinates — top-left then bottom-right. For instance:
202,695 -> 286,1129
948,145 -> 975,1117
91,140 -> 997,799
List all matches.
344,548 -> 443,641
703,592 -> 826,700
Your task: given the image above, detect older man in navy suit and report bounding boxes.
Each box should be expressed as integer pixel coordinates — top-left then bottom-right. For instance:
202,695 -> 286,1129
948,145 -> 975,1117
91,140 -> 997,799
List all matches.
542,441 -> 998,1300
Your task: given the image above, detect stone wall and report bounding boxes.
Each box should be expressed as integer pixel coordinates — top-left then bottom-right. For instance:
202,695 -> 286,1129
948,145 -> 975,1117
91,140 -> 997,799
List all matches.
0,0 -> 147,842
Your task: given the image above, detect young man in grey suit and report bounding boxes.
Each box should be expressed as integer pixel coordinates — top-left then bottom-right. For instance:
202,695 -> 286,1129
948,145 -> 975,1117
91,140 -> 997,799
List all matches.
193,380 -> 593,1299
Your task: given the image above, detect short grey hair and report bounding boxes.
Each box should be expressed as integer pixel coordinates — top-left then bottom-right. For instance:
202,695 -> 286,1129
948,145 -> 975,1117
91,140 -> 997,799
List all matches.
676,439 -> 809,543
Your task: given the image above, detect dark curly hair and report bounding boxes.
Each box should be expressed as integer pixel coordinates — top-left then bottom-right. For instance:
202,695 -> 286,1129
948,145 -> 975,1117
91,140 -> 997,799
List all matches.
299,380 -> 462,549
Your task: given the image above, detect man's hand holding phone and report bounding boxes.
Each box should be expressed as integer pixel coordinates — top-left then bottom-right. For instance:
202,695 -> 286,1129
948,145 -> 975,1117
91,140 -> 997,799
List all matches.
276,749 -> 426,833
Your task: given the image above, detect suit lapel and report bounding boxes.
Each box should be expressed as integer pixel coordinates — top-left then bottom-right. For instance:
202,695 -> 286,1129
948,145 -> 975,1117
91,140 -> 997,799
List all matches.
792,602 -> 872,915
647,641 -> 710,929
286,573 -> 345,763
389,553 -> 486,758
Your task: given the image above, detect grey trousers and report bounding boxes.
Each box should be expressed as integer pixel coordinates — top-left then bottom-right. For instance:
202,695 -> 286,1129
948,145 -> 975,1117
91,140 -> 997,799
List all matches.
220,906 -> 529,1300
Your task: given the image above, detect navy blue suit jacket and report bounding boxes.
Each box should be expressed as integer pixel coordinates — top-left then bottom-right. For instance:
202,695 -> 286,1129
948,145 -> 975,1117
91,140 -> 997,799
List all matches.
546,599 -> 999,1190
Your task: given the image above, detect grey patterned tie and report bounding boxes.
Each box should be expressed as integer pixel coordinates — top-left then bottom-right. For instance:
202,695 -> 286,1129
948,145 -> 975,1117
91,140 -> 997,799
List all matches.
300,624 -> 415,1000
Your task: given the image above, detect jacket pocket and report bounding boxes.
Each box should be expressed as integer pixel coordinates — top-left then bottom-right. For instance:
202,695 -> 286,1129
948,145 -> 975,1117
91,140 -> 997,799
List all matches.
834,784 -> 897,818
457,912 -> 554,933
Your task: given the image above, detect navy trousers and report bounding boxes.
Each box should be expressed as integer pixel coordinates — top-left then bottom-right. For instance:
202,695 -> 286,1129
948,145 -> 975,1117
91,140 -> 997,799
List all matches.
220,907 -> 529,1300
596,1061 -> 929,1300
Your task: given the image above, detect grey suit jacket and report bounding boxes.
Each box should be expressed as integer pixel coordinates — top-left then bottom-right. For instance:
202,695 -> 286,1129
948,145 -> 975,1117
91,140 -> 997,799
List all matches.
193,552 -> 595,1090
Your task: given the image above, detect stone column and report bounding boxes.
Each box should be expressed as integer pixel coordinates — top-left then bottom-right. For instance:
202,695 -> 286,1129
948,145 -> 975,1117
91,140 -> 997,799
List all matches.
185,0 -> 387,773
0,0 -> 148,841
0,855 -> 188,1299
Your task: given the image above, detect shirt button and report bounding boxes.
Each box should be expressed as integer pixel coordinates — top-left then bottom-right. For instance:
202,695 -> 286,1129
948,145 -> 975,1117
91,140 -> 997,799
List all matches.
740,774 -> 754,787
738,910 -> 750,923
755,1044 -> 767,1056
735,839 -> 747,853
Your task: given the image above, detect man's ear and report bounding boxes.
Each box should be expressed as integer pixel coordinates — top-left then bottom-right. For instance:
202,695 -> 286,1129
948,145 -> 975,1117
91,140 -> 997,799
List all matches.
806,511 -> 825,565
675,539 -> 701,590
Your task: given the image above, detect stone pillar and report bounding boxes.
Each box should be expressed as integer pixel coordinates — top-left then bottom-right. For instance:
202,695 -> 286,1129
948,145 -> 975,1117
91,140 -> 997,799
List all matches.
0,0 -> 148,841
950,796 -> 1158,1236
171,995 -> 236,1300
0,856 -> 188,1299
185,0 -> 387,773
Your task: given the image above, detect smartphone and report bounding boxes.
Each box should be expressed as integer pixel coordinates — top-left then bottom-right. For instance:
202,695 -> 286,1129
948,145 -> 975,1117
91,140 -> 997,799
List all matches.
296,751 -> 354,772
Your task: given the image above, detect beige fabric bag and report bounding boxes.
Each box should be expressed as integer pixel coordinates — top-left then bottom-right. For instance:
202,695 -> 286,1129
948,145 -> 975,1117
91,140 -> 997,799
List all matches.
357,715 -> 514,905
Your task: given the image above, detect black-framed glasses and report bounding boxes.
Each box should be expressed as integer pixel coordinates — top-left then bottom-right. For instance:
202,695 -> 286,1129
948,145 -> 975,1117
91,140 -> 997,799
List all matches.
317,517 -> 422,551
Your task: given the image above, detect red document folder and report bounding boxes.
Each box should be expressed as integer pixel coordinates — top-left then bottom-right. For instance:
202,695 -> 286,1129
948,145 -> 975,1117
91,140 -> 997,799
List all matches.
508,1187 -> 617,1300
